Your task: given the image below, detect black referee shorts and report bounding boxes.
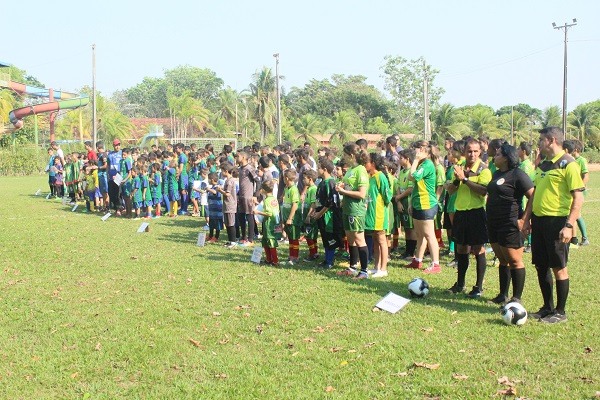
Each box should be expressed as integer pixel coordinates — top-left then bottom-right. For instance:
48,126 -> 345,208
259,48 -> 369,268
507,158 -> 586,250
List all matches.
531,214 -> 569,269
487,217 -> 524,249
453,207 -> 488,246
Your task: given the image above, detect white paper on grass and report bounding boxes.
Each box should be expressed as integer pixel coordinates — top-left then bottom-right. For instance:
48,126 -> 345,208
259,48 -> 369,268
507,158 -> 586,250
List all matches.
375,292 -> 411,314
137,222 -> 150,233
251,246 -> 263,264
71,204 -> 78,212
101,213 -> 111,221
197,232 -> 206,247
114,173 -> 123,186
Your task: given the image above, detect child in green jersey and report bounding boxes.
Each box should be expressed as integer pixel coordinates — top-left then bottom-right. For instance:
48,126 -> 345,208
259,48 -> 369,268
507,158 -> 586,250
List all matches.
130,167 -> 142,219
282,169 -> 302,265
254,179 -> 280,266
302,169 -> 319,262
149,162 -> 162,218
395,149 -> 416,260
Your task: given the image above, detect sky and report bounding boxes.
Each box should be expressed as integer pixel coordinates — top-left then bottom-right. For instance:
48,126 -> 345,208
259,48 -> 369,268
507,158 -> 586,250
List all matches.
3,0 -> 599,112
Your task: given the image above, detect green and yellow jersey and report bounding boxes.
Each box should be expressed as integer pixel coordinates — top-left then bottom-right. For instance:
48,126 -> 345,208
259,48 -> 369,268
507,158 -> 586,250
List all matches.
282,185 -> 302,226
411,159 -> 438,211
341,165 -> 369,217
454,159 -> 491,211
365,171 -> 392,231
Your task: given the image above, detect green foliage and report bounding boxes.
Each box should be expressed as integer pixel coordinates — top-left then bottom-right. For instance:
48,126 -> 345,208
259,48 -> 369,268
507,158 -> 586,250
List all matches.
0,148 -> 48,175
381,56 -> 444,128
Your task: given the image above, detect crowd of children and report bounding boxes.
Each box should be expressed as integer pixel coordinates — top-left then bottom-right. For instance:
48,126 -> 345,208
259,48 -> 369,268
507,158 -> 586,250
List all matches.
45,135 -> 590,280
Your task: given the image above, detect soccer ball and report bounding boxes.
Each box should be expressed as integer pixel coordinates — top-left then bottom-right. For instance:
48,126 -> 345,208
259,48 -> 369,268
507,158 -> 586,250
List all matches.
501,302 -> 528,325
408,278 -> 429,298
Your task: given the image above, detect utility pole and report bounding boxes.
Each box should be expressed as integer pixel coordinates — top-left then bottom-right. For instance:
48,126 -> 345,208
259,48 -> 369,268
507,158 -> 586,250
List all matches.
552,19 -> 577,140
510,105 -> 514,145
92,43 -> 97,145
273,53 -> 281,145
423,61 -> 430,141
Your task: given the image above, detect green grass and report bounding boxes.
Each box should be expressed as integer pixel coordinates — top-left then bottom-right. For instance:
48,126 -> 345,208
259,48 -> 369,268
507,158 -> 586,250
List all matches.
1,175 -> 599,399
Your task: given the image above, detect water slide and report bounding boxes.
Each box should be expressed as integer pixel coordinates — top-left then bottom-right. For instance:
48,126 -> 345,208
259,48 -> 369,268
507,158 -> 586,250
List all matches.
0,61 -> 89,129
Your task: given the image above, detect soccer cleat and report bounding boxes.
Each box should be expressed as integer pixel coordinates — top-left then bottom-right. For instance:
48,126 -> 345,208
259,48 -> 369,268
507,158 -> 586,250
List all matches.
317,261 -> 333,269
286,259 -> 299,266
530,307 -> 554,321
371,270 -> 388,278
422,263 -> 441,274
303,255 -> 319,262
367,268 -> 378,275
403,259 -> 422,269
580,238 -> 590,246
352,271 -> 369,280
540,311 -> 567,324
487,294 -> 508,305
447,283 -> 464,294
447,259 -> 458,268
225,242 -> 238,249
336,267 -> 357,276
466,286 -> 483,299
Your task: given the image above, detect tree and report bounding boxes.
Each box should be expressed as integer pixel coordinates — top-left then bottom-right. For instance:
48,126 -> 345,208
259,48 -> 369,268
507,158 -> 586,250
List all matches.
496,103 -> 542,123
248,67 -> 277,142
541,106 -> 562,128
431,103 -> 469,141
326,110 -> 360,148
293,113 -> 322,145
213,88 -> 247,130
469,106 -> 497,136
381,56 -> 444,128
568,103 -> 598,149
167,89 -> 210,139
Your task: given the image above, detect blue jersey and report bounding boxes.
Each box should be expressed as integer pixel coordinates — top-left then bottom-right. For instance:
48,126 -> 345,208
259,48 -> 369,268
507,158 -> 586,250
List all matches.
107,150 -> 122,178
97,152 -> 108,176
207,185 -> 223,219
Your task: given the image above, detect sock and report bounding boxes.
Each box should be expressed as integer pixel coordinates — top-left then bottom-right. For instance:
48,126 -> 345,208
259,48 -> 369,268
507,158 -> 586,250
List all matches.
456,253 -> 469,288
475,253 -> 486,290
366,234 -> 374,262
290,239 -> 299,259
247,215 -> 255,242
435,229 -> 444,247
406,239 -> 417,256
227,226 -> 236,243
307,239 -> 317,256
392,229 -> 399,249
511,268 -> 525,300
325,248 -> 335,265
163,195 -> 170,213
264,247 -> 272,263
344,238 -> 349,252
576,217 -> 588,239
209,228 -> 215,238
449,240 -> 455,253
86,201 -> 91,211
358,246 -> 369,273
527,234 -> 532,246
270,248 -> 279,264
182,193 -> 188,212
349,245 -> 359,268
215,230 -> 220,239
555,279 -> 569,314
536,265 -> 555,311
156,208 -> 161,216
498,265 -> 511,297
172,201 -> 178,215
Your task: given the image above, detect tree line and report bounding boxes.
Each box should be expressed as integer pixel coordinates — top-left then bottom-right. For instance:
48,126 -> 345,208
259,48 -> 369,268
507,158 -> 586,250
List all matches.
1,57 -> 599,150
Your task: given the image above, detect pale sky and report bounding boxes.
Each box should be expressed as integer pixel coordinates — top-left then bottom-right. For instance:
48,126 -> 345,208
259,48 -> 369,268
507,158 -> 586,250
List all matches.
3,0 -> 599,112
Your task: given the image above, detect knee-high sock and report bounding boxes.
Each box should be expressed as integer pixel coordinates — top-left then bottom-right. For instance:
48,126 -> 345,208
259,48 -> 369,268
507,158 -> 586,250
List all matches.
435,229 -> 444,247
349,245 -> 359,268
365,234 -> 374,261
576,217 -> 588,239
536,265 -> 555,311
307,239 -> 318,256
406,239 -> 417,256
475,253 -> 487,290
498,265 -> 511,297
392,228 -> 399,249
325,248 -> 335,265
511,268 -> 525,300
456,253 -> 469,288
270,248 -> 279,264
264,247 -> 272,263
289,239 -> 299,259
556,279 -> 569,314
358,246 -> 369,273
247,214 -> 255,241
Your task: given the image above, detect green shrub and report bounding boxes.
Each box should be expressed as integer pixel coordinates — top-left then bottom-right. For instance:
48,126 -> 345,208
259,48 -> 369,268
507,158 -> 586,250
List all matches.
0,148 -> 49,176
581,151 -> 600,163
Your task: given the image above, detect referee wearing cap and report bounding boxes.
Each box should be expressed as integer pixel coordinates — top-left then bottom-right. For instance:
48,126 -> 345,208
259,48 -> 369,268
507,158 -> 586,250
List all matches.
522,127 -> 584,324
106,139 -> 123,213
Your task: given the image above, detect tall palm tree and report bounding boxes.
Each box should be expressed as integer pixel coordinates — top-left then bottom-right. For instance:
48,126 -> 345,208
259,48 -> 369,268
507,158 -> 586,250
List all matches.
541,106 -> 562,128
470,108 -> 496,136
249,67 -> 277,142
293,113 -> 322,145
568,104 -> 598,148
327,110 -> 358,148
214,88 -> 247,129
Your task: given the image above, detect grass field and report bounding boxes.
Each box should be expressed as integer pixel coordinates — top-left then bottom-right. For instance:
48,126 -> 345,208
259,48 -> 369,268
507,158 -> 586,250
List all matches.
0,175 -> 599,399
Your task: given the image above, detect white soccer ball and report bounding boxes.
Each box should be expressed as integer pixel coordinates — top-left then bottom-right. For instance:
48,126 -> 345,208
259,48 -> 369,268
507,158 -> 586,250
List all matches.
408,278 -> 429,298
501,302 -> 528,325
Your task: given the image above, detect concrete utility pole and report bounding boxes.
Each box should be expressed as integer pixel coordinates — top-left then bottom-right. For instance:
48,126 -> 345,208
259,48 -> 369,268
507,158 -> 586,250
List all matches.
552,18 -> 577,140
273,53 -> 281,145
423,61 -> 430,141
92,43 -> 97,145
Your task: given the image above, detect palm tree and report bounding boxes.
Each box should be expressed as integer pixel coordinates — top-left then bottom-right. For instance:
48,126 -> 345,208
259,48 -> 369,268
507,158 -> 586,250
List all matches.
214,88 -> 247,129
568,104 -> 598,148
249,67 -> 277,142
541,106 -> 562,128
470,108 -> 496,136
293,114 -> 322,145
327,110 -> 358,148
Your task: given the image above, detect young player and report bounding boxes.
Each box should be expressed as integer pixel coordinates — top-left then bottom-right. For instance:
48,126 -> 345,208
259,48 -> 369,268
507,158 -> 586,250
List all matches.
282,169 -> 302,265
84,163 -> 100,212
206,172 -> 224,243
217,162 -> 238,248
141,168 -> 153,219
254,179 -> 280,266
166,159 -> 180,217
175,143 -> 189,215
302,169 -> 319,262
236,151 -> 260,246
96,141 -> 109,212
149,162 -> 162,218
130,167 -> 142,219
396,149 -> 416,260
120,148 -> 133,217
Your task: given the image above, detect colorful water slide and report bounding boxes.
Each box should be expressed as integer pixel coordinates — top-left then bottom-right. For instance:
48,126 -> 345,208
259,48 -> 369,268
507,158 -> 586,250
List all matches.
0,62 -> 89,129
